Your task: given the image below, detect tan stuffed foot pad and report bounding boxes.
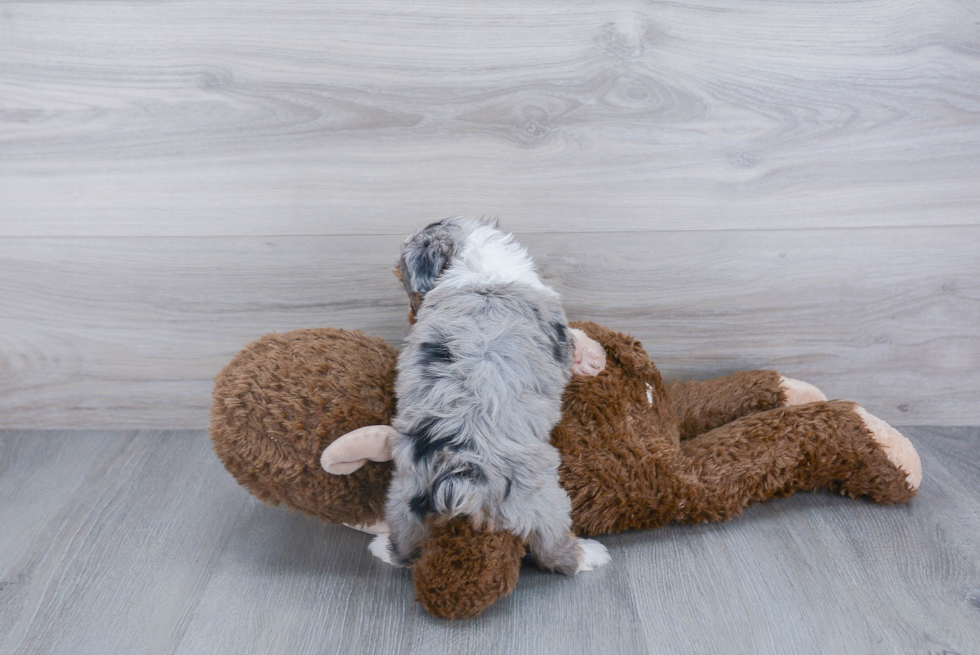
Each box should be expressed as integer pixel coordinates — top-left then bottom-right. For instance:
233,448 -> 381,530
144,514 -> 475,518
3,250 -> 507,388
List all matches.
855,407 -> 922,491
779,376 -> 828,406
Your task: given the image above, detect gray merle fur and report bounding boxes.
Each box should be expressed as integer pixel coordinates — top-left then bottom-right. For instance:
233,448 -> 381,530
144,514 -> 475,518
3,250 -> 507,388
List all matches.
385,217 -> 586,575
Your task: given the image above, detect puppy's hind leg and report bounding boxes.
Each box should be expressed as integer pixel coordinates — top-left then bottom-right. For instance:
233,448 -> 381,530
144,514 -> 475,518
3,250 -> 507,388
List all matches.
529,529 -> 611,575
520,477 -> 611,575
378,482 -> 429,567
382,510 -> 427,568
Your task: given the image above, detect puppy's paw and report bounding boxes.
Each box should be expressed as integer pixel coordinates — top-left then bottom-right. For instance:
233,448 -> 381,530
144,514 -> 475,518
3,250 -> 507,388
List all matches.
576,538 -> 611,573
569,328 -> 606,377
368,533 -> 399,567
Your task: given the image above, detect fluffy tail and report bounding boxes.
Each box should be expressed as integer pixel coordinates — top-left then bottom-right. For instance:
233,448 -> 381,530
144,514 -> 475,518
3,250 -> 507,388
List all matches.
420,463 -> 486,520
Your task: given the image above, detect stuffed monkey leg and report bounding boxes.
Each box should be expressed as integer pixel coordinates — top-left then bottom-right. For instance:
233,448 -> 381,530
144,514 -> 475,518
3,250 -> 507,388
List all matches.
667,371 -> 827,441
674,401 -> 920,524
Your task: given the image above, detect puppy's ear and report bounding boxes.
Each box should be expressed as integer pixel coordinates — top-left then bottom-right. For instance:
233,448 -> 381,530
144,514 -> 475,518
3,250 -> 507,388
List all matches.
397,221 -> 460,304
393,264 -> 419,324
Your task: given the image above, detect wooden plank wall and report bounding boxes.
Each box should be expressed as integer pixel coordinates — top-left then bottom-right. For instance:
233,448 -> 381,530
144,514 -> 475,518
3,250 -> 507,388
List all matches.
1,0 -> 978,428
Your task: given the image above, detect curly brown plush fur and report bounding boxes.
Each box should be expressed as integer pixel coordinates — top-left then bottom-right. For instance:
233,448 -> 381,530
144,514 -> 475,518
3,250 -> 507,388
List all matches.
667,370 -> 786,440
210,328 -> 397,527
413,518 -> 525,620
210,322 -> 918,619
553,322 -> 915,536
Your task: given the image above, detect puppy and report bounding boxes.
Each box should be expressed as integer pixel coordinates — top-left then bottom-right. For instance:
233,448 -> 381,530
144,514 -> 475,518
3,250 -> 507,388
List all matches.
372,217 -> 609,575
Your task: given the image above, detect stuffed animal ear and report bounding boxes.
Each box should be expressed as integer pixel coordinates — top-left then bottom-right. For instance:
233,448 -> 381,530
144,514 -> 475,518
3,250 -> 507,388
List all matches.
321,425 -> 396,475
396,219 -> 463,316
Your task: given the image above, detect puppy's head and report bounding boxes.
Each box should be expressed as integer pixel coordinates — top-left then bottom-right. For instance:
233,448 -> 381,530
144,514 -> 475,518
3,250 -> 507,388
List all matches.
395,217 -> 495,323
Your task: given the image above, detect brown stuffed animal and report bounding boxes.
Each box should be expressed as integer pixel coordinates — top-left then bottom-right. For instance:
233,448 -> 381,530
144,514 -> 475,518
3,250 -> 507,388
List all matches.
210,322 -> 921,619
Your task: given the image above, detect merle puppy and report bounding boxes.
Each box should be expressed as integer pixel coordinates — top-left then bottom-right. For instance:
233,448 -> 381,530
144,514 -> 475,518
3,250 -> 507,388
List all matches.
370,217 -> 609,575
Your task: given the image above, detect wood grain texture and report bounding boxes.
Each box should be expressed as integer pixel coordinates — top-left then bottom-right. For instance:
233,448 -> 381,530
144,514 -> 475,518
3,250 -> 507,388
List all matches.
1,227 -> 977,428
0,427 -> 977,655
0,431 -> 252,655
1,0 -> 979,236
1,0 -> 978,427
625,429 -> 980,654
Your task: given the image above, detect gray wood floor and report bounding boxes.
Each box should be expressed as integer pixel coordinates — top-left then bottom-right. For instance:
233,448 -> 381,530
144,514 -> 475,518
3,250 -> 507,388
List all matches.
1,427 -> 977,655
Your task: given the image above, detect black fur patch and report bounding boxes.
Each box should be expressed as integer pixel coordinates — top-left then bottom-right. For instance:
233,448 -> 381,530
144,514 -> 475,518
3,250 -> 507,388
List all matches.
549,320 -> 570,362
504,477 -> 513,500
531,306 -> 572,364
409,464 -> 485,519
407,417 -> 456,463
419,340 -> 454,366
409,492 -> 432,519
435,464 -> 484,510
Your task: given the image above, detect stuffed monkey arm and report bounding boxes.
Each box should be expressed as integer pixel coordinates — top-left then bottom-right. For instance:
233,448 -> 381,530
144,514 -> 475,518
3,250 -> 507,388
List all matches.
568,327 -> 606,376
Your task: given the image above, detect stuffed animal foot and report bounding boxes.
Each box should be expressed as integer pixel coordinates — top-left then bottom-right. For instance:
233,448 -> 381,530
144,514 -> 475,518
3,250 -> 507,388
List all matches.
855,407 -> 922,491
576,538 -> 611,572
569,328 -> 606,376
779,376 -> 828,406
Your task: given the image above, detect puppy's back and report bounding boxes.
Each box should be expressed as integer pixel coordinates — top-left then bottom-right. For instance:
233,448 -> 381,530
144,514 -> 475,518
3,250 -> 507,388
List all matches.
391,282 -> 573,520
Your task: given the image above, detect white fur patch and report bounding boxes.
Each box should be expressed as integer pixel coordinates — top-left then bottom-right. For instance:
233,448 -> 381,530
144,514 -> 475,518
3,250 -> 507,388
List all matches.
437,224 -> 553,294
576,538 -> 611,573
368,533 -> 397,566
645,383 -> 653,406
